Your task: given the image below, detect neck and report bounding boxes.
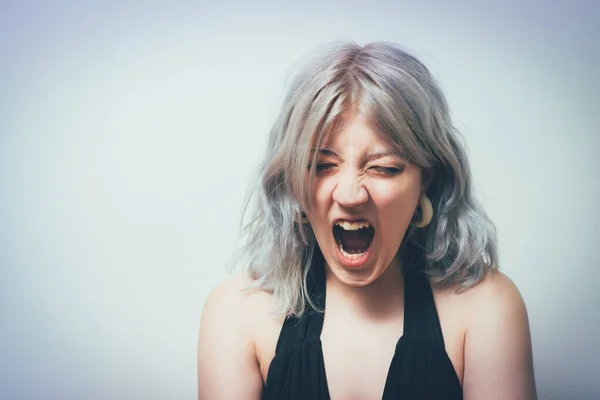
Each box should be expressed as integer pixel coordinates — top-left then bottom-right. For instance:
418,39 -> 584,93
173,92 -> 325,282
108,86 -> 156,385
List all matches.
324,257 -> 405,322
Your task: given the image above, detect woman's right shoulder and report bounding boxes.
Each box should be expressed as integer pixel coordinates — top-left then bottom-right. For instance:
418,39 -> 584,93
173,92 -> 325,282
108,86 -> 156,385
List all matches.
201,272 -> 277,322
198,273 -> 283,398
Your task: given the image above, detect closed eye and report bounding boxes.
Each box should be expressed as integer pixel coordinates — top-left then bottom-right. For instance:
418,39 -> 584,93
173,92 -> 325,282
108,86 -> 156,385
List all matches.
307,163 -> 337,172
315,163 -> 336,172
369,166 -> 403,175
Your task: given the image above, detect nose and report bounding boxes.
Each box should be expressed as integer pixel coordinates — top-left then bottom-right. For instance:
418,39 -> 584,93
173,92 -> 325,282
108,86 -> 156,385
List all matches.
332,168 -> 368,208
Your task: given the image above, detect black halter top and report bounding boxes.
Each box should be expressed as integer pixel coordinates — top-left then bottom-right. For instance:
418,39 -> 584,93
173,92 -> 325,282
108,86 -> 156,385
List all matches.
262,255 -> 462,399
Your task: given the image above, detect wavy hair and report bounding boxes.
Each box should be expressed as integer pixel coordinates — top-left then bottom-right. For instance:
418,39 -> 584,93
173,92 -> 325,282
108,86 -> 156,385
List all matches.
235,41 -> 498,317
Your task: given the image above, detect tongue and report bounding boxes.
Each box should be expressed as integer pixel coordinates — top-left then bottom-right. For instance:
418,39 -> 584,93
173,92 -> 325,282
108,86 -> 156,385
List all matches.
341,229 -> 372,251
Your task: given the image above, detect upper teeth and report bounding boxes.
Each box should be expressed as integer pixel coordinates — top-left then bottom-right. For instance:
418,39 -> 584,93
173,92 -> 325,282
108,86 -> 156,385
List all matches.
336,221 -> 370,231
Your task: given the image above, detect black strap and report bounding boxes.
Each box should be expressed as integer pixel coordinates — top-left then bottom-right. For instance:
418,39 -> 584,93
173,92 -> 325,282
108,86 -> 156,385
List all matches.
403,270 -> 446,347
275,250 -> 326,354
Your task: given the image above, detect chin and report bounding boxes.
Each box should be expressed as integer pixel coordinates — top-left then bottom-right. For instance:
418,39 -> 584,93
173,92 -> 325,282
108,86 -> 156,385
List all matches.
324,255 -> 386,287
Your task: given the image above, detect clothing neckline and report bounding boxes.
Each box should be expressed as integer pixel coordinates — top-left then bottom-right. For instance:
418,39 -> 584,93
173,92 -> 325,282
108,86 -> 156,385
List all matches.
265,251 -> 463,399
275,254 -> 446,349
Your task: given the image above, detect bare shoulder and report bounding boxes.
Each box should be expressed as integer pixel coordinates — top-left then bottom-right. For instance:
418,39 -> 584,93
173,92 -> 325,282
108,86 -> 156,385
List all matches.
432,268 -> 527,324
434,268 -> 537,399
199,272 -> 279,347
202,273 -> 266,317
469,268 -> 523,303
198,273 -> 278,399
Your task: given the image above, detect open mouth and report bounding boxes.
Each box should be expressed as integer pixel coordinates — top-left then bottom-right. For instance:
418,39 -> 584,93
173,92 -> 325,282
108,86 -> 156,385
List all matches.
332,220 -> 375,260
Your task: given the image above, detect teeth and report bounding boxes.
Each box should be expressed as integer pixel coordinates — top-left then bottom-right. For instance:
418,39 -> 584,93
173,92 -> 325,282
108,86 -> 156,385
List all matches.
339,245 -> 368,259
335,220 -> 370,231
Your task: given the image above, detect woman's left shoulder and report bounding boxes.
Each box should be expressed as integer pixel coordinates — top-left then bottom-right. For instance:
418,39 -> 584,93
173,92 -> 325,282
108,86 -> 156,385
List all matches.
431,267 -> 531,353
432,269 -> 537,398
433,268 -> 527,320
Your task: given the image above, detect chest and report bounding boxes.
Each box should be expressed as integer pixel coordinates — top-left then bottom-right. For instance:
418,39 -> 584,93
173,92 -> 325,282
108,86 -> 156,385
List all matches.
256,278 -> 467,398
258,319 -> 465,397
320,327 -> 401,400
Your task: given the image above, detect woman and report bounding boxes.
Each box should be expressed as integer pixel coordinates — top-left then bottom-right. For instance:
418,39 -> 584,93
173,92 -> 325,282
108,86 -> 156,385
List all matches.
198,41 -> 537,399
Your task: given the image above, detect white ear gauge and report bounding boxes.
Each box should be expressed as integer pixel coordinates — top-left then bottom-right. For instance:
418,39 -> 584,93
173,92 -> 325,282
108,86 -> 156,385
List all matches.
413,194 -> 433,228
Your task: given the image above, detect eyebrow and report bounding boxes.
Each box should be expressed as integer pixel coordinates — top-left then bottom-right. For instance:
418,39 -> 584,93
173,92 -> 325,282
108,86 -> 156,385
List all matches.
311,148 -> 339,157
310,148 -> 402,163
363,151 -> 400,163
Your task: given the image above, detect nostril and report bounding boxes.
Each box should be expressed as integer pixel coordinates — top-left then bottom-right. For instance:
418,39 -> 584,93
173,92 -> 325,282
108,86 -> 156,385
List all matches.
332,183 -> 368,207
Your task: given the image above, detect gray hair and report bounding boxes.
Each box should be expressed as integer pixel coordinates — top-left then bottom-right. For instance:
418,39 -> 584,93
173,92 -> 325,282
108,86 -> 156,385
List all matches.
235,41 -> 498,317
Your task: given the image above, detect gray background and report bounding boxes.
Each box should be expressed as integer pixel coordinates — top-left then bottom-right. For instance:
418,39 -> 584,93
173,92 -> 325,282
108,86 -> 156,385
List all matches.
1,1 -> 598,399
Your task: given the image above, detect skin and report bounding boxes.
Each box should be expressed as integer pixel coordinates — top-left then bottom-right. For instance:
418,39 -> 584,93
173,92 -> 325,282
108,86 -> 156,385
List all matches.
197,114 -> 537,399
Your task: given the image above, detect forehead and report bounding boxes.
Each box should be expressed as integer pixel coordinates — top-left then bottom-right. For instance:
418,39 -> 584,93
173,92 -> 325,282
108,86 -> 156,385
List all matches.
319,114 -> 394,153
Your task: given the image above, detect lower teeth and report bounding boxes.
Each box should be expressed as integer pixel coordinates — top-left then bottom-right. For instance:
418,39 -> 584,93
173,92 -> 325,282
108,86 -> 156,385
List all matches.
338,242 -> 369,258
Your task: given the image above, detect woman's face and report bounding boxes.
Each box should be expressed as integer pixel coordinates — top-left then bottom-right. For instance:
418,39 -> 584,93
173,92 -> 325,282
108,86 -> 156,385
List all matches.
304,114 -> 423,286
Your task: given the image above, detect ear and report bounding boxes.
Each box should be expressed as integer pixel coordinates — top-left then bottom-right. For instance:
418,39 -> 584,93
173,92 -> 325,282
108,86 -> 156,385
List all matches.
421,168 -> 435,191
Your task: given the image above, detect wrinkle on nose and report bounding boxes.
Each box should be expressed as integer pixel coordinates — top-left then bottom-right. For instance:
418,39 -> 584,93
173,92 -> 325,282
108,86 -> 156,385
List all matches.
332,169 -> 368,208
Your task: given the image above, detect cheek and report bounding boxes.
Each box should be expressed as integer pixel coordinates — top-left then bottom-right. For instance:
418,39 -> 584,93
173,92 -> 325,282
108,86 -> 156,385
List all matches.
380,193 -> 417,227
309,177 -> 335,212
304,179 -> 334,234
372,177 -> 420,209
371,181 -> 421,239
